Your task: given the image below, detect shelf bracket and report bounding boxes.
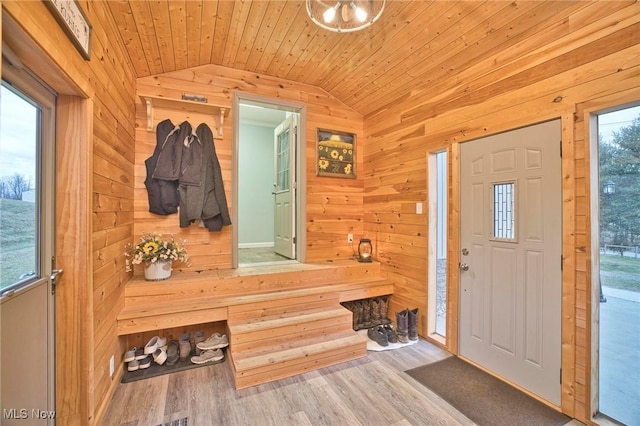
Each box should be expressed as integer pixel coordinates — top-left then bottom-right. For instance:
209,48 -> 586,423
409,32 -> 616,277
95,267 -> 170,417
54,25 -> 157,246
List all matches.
145,97 -> 154,131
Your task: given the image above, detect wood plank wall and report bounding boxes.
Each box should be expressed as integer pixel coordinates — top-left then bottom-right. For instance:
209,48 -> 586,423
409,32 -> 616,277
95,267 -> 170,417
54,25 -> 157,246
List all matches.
362,2 -> 639,422
135,64 -> 364,271
2,1 -> 137,424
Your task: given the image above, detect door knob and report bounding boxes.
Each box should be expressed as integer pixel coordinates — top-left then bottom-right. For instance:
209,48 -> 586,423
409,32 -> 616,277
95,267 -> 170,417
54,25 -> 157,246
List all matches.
459,263 -> 469,271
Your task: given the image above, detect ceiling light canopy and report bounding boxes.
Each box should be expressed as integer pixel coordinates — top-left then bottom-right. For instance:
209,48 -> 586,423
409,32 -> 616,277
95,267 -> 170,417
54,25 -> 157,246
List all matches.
306,0 -> 386,33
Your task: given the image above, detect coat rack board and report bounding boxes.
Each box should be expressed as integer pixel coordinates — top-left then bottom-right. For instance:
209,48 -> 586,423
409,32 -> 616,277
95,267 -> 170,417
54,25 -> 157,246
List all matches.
140,95 -> 227,138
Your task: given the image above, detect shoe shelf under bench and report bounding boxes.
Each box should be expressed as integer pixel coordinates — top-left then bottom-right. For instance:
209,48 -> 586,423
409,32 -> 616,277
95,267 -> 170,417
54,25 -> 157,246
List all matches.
117,261 -> 394,336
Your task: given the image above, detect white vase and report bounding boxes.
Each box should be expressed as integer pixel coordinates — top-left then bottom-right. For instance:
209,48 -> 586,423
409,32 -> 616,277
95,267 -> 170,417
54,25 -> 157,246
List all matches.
144,260 -> 172,281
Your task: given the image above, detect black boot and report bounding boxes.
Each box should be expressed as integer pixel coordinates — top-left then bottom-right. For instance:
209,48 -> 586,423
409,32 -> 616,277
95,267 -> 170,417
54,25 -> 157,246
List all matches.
379,296 -> 391,325
408,308 -> 419,341
396,309 -> 409,343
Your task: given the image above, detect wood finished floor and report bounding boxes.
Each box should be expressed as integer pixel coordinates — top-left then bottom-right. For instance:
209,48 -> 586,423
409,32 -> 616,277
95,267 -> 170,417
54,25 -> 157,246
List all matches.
101,339 -> 585,426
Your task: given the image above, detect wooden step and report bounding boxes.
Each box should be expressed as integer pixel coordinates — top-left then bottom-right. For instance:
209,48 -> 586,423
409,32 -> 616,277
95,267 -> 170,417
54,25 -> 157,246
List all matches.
231,330 -> 367,389
229,306 -> 353,345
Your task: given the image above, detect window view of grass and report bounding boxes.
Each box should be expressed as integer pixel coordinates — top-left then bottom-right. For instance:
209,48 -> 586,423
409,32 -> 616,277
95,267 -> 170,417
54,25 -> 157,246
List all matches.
0,198 -> 36,290
600,253 -> 640,293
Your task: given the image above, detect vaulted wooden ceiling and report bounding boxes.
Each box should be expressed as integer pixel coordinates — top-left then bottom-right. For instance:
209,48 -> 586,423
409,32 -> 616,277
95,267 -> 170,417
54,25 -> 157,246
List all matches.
106,0 -> 605,117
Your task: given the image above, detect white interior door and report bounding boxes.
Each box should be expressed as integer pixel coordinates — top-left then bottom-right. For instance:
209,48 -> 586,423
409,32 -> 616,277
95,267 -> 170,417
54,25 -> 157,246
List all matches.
1,62 -> 57,424
274,115 -> 296,259
459,119 -> 562,405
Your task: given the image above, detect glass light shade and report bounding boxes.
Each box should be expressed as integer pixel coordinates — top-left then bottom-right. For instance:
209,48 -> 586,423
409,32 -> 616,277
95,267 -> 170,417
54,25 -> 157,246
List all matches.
602,180 -> 616,195
306,0 -> 386,33
357,238 -> 373,263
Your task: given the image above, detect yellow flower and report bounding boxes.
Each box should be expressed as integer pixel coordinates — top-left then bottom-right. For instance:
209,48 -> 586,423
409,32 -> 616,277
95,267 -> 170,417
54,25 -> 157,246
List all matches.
319,159 -> 329,170
339,155 -> 344,161
330,150 -> 339,159
344,164 -> 352,174
143,241 -> 159,254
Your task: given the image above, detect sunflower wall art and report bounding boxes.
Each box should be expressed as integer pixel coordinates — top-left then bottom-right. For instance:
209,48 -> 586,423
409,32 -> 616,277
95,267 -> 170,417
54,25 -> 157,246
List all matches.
316,128 -> 356,178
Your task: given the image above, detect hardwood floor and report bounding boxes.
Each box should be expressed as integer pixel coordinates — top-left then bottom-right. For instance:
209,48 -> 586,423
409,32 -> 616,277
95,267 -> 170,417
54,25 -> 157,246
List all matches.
102,339 -> 585,426
102,339 -> 466,425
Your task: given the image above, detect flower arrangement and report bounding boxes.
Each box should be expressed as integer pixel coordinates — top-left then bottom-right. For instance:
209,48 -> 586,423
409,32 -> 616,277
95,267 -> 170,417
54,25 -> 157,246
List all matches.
125,232 -> 189,272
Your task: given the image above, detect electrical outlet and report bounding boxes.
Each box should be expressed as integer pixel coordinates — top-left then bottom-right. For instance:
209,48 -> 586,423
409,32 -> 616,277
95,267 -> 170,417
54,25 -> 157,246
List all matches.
109,355 -> 115,377
347,233 -> 353,243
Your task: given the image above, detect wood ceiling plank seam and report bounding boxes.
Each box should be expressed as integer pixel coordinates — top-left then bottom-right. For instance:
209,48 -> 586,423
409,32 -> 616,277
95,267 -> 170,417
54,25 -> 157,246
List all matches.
254,0 -> 304,74
311,1 -> 429,89
328,0 -> 466,98
272,20 -> 321,78
221,0 -> 254,68
185,0 -> 204,69
338,0 -> 490,109
369,46 -> 640,144
198,0 -> 219,65
231,0 -> 272,70
282,26 -> 330,82
396,1 -> 626,123
168,0 -> 189,71
210,0 -> 236,64
128,1 -> 164,75
352,2 -> 552,116
264,3 -> 317,77
367,1 -> 606,122
243,1 -> 289,72
105,1 -> 151,77
148,0 -> 177,73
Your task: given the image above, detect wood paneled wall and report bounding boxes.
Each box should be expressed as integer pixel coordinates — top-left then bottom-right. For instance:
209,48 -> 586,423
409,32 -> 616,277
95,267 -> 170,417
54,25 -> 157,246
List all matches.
135,64 -> 364,271
2,1 -> 137,424
362,2 -> 639,421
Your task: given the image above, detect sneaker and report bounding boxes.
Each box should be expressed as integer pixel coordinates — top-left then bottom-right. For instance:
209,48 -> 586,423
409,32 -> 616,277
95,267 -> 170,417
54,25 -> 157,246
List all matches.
190,349 -> 224,365
139,355 -> 152,369
367,326 -> 389,347
124,347 -> 137,363
127,360 -> 140,372
153,347 -> 167,365
196,333 -> 229,351
144,336 -> 167,354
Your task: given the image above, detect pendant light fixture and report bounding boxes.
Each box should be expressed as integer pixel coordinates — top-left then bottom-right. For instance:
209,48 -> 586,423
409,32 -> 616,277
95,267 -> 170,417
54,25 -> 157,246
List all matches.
306,0 -> 386,33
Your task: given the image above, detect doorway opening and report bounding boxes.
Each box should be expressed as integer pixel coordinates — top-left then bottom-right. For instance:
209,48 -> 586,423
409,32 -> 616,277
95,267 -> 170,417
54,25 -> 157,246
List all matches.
232,94 -> 306,268
594,105 -> 640,426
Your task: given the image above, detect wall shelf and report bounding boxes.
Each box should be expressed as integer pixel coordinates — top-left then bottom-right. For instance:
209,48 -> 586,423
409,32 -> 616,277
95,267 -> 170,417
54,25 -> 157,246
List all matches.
140,95 -> 227,138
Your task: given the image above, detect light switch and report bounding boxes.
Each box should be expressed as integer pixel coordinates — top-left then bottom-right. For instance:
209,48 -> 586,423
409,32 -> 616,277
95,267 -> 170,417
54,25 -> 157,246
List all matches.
416,202 -> 423,214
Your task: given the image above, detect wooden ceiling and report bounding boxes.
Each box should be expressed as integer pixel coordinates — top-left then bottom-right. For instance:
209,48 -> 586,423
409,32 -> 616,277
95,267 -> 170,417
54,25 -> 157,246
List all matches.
106,0 -> 597,117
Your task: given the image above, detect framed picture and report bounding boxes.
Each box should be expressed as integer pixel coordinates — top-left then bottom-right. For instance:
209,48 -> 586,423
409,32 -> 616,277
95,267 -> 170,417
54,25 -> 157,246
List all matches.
44,0 -> 92,60
316,128 -> 356,178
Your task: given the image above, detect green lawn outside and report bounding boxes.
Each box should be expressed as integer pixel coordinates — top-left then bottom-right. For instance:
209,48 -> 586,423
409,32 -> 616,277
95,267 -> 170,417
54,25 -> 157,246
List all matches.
600,253 -> 640,293
0,198 -> 36,289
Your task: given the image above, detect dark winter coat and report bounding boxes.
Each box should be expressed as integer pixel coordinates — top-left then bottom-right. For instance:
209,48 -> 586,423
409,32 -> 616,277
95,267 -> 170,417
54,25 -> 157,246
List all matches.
144,119 -> 180,215
178,123 -> 231,231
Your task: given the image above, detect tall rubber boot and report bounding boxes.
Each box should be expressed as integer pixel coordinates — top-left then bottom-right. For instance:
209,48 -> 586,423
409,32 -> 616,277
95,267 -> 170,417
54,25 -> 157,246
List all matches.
408,308 -> 419,341
396,309 -> 409,343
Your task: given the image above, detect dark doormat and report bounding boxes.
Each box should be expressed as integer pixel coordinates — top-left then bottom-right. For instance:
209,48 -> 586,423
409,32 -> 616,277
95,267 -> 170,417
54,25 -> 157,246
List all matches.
406,357 -> 571,426
122,356 -> 225,383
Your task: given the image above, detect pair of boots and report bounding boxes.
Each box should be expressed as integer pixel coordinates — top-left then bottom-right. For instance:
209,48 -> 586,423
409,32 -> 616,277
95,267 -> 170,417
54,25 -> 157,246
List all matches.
395,308 -> 419,343
342,296 -> 390,331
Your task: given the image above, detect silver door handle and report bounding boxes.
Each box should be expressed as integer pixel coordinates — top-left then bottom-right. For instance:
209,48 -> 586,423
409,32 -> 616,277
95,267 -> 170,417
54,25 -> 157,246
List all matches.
50,269 -> 63,283
459,263 -> 469,271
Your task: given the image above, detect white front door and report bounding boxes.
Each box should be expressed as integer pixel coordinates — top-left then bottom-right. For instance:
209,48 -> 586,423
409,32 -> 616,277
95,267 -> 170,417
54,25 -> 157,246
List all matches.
459,119 -> 562,405
273,115 -> 296,259
1,62 -> 57,424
